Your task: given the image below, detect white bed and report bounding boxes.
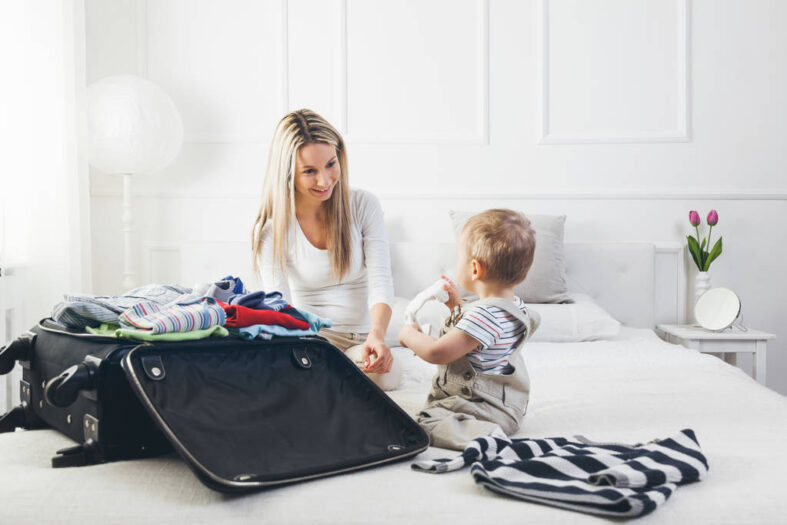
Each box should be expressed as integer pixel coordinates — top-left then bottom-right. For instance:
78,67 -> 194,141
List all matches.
2,242 -> 787,524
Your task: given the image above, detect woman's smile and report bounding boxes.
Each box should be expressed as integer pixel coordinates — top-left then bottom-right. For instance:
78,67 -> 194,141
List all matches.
311,185 -> 333,197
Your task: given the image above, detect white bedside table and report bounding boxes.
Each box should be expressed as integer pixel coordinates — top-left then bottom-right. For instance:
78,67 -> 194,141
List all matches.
656,324 -> 775,385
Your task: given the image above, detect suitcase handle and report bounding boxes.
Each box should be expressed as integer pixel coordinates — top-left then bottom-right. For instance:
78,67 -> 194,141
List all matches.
44,361 -> 98,408
0,333 -> 35,375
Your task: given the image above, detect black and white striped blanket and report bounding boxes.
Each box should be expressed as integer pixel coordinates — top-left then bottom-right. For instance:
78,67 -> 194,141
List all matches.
412,429 -> 708,519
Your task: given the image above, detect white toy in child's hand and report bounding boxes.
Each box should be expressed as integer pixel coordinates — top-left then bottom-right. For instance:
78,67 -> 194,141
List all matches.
404,278 -> 450,324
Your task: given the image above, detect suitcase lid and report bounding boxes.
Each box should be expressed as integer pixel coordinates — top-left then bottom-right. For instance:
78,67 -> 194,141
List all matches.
121,337 -> 429,492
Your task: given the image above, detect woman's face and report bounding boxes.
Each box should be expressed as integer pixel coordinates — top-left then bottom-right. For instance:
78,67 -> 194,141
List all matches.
293,143 -> 340,206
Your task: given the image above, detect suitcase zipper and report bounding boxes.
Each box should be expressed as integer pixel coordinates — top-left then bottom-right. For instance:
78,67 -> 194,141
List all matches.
121,343 -> 429,489
37,319 -> 329,347
37,319 -> 127,344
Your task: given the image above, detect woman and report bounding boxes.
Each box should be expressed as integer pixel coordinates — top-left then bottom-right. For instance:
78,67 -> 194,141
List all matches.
251,109 -> 400,388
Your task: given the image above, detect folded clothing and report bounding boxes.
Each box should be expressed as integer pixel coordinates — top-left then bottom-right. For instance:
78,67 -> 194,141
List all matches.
236,308 -> 332,340
52,284 -> 192,329
227,327 -> 273,341
412,429 -> 708,519
119,296 -> 226,334
87,323 -> 229,342
221,302 -> 309,329
190,278 -> 290,313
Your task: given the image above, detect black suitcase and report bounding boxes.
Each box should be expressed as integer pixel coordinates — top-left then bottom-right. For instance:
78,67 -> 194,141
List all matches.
0,319 -> 429,491
0,319 -> 172,467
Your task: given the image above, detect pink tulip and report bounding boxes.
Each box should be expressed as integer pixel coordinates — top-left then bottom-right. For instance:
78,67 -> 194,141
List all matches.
689,210 -> 700,227
707,210 -> 718,226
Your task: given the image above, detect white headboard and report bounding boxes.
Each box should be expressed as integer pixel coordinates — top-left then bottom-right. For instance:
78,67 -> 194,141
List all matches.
389,241 -> 685,328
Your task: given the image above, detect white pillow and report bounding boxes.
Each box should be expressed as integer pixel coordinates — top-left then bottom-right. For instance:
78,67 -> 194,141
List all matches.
527,293 -> 621,342
385,297 -> 449,348
448,210 -> 572,304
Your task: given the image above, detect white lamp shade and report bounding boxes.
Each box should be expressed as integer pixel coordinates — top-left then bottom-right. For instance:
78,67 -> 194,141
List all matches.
87,75 -> 184,175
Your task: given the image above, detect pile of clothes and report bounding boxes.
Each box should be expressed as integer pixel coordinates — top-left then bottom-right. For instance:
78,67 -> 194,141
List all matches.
51,276 -> 331,342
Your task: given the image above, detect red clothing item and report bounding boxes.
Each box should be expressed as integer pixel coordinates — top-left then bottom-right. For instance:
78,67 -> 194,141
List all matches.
220,302 -> 310,329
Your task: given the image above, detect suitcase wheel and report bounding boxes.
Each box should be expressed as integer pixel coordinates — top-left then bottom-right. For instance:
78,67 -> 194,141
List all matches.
44,361 -> 98,408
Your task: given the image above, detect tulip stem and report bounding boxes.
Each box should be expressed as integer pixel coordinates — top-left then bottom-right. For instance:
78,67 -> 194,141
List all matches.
706,224 -> 713,253
705,225 -> 713,270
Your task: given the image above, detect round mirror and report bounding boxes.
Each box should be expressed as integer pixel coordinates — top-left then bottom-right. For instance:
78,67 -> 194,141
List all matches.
694,287 -> 741,331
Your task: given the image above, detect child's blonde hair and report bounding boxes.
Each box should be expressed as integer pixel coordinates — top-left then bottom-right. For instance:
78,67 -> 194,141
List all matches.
251,109 -> 351,280
461,209 -> 536,286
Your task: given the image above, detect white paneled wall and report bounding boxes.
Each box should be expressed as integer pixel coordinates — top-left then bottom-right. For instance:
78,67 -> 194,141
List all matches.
541,0 -> 689,143
345,0 -> 488,144
145,0 -> 287,142
86,0 -> 787,395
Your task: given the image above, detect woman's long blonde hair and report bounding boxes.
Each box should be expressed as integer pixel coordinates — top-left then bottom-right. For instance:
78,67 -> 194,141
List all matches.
252,109 -> 352,280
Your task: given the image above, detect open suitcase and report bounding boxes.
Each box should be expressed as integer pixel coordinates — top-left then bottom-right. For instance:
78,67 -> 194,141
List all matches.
0,319 -> 429,492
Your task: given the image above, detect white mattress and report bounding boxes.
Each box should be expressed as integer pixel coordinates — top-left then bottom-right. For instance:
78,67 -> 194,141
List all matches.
3,328 -> 787,524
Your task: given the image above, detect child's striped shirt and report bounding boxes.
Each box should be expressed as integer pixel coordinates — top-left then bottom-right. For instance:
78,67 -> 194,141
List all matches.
455,296 -> 531,374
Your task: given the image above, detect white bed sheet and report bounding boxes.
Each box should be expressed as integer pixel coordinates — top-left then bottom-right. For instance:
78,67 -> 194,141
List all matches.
2,328 -> 787,524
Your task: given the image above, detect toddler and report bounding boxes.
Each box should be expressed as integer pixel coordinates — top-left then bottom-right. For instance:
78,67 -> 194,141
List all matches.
398,209 -> 540,450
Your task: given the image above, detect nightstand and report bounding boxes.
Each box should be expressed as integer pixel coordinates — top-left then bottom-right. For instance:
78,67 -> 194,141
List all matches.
656,324 -> 775,385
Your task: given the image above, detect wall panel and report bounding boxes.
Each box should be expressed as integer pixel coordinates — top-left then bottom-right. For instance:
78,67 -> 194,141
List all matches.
145,0 -> 286,142
540,0 -> 689,143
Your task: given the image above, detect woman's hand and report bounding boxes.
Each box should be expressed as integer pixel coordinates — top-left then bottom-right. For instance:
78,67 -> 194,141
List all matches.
360,331 -> 393,374
440,274 -> 462,310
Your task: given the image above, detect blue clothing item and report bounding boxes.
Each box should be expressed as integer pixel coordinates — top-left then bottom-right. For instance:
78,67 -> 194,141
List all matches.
227,290 -> 288,311
227,327 -> 273,341
221,275 -> 247,295
52,284 -> 192,329
238,325 -> 314,339
299,308 -> 333,331
237,309 -> 332,340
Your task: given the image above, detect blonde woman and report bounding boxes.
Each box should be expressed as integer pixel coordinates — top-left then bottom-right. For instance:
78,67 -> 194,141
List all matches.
252,109 -> 401,389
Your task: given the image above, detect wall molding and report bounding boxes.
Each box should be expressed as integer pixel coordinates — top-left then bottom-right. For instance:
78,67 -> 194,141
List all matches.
538,0 -> 691,145
343,0 -> 490,145
138,0 -> 289,144
90,188 -> 787,201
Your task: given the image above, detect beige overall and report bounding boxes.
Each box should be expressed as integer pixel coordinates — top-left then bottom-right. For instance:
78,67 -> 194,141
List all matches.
416,297 -> 540,450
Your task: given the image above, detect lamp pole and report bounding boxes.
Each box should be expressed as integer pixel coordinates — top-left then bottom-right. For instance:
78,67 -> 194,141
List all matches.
121,172 -> 135,290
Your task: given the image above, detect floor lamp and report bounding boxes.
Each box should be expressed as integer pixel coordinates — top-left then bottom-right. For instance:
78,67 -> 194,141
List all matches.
86,75 -> 183,291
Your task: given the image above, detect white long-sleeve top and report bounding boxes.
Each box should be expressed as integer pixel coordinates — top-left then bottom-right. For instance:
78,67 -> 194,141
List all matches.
260,188 -> 395,332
